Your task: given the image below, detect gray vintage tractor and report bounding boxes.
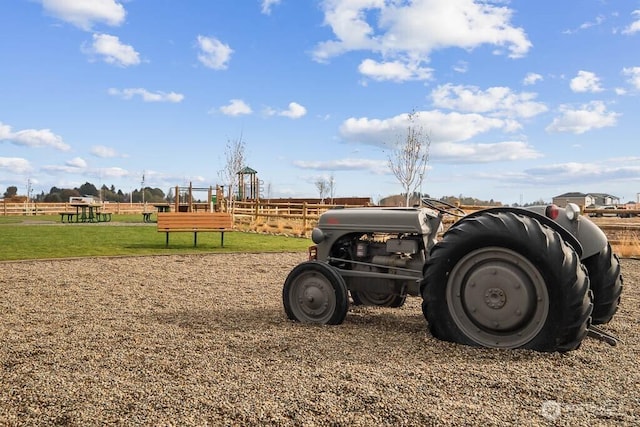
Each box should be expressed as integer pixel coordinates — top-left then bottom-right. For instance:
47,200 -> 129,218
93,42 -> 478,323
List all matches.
282,199 -> 623,352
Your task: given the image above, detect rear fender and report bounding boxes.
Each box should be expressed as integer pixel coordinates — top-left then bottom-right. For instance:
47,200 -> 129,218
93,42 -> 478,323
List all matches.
461,207 -> 586,259
520,206 -> 609,259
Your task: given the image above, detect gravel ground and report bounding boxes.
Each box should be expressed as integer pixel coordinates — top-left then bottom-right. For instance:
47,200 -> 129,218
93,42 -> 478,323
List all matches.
0,252 -> 638,426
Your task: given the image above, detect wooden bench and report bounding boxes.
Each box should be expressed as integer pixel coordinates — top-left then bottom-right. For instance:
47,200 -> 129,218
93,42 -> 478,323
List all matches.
157,212 -> 233,247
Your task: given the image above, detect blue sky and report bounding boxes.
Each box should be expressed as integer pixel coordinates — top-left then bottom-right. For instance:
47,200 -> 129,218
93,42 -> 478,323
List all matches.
1,0 -> 639,205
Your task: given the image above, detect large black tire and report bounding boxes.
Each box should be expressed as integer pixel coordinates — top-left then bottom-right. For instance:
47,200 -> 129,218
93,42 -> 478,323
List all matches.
351,290 -> 407,307
421,211 -> 592,352
582,243 -> 623,324
283,261 -> 349,325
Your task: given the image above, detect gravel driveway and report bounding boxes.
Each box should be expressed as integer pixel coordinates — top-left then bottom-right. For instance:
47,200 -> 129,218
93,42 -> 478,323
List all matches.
1,253 -> 638,426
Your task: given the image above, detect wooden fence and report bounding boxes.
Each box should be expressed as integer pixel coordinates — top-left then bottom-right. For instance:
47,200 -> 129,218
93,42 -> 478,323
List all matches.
0,201 -> 151,216
3,200 -> 639,238
231,200 -> 370,234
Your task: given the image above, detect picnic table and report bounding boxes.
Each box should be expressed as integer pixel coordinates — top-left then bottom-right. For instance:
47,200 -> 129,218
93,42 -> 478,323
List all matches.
60,203 -> 112,223
142,203 -> 171,222
154,203 -> 171,213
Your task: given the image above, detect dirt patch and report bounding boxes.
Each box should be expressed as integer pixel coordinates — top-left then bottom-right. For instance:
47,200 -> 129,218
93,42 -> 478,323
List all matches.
1,253 -> 638,425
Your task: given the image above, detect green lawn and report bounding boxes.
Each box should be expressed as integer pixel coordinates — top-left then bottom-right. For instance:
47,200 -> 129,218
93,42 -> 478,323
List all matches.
0,215 -> 310,261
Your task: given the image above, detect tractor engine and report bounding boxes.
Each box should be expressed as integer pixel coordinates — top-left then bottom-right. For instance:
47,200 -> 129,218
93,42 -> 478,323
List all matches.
330,234 -> 425,297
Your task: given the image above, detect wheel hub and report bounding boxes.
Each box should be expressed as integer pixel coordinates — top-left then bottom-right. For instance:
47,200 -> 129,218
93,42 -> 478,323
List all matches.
484,287 -> 506,309
462,264 -> 535,331
301,284 -> 329,313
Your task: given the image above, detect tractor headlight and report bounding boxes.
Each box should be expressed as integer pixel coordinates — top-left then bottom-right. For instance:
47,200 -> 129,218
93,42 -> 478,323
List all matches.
565,203 -> 581,221
311,228 -> 325,244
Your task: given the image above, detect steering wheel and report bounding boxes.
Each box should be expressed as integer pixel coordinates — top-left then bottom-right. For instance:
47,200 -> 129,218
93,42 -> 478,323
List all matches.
421,197 -> 467,217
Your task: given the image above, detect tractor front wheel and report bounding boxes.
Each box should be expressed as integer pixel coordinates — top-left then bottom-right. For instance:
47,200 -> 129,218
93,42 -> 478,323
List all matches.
283,261 -> 349,325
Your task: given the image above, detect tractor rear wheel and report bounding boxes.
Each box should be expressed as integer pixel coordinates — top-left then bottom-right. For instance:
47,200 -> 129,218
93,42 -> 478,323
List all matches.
583,243 -> 623,325
283,261 -> 349,325
422,211 -> 592,352
351,290 -> 407,307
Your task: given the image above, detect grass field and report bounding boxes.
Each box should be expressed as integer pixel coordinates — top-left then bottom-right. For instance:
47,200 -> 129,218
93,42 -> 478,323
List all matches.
1,213 -> 638,261
0,215 -> 310,261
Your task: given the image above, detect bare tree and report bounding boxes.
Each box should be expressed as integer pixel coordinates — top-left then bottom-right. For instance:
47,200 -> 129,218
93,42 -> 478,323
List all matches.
387,111 -> 431,206
315,177 -> 328,203
328,173 -> 336,204
265,181 -> 273,200
219,135 -> 246,212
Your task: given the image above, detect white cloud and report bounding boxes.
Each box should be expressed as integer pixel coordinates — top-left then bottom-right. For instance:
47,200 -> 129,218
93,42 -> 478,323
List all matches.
66,157 -> 87,168
0,157 -> 32,174
453,61 -> 468,73
279,102 -> 307,119
83,33 -> 140,67
261,0 -> 282,15
0,122 -> 11,139
523,72 -> 543,86
523,161 -> 640,186
340,110 -> 515,148
432,141 -> 542,163
41,161 -> 131,179
430,84 -> 548,118
41,0 -> 126,30
42,165 -> 80,174
219,99 -> 252,116
0,122 -> 70,151
358,58 -> 433,82
293,158 -> 389,175
108,88 -> 184,102
546,101 -> 620,134
42,157 -> 87,174
99,166 -> 130,178
265,102 -> 307,119
622,67 -> 640,90
313,0 -> 531,80
196,35 -> 233,70
570,70 -> 603,93
91,145 -> 125,158
622,10 -> 640,35
563,15 -> 605,35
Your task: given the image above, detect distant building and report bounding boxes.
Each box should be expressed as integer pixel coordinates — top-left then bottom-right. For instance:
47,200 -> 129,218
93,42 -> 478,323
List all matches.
552,192 -> 620,208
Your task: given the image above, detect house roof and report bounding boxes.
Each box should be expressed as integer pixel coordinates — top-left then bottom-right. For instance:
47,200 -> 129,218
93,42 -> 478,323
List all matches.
589,192 -> 619,199
554,192 -> 586,198
554,192 -> 619,199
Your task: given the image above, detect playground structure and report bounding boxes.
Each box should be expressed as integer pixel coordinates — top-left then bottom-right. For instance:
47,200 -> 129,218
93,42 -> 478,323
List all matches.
173,183 -> 224,212
172,167 -> 259,213
237,166 -> 260,201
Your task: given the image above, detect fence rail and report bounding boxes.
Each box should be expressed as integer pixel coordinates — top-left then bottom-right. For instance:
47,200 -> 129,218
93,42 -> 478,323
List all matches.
583,208 -> 640,218
3,200 -> 639,234
0,201 -> 151,216
232,200 -> 369,232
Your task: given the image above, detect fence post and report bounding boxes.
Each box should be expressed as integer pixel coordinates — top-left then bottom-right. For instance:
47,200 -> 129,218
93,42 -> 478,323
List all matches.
303,201 -> 307,231
254,199 -> 259,220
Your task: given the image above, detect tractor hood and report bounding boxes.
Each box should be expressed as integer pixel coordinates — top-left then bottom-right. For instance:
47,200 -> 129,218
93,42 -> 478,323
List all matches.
317,207 -> 432,235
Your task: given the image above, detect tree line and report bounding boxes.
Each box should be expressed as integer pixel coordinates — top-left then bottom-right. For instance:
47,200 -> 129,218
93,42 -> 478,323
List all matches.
2,183 -> 169,204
